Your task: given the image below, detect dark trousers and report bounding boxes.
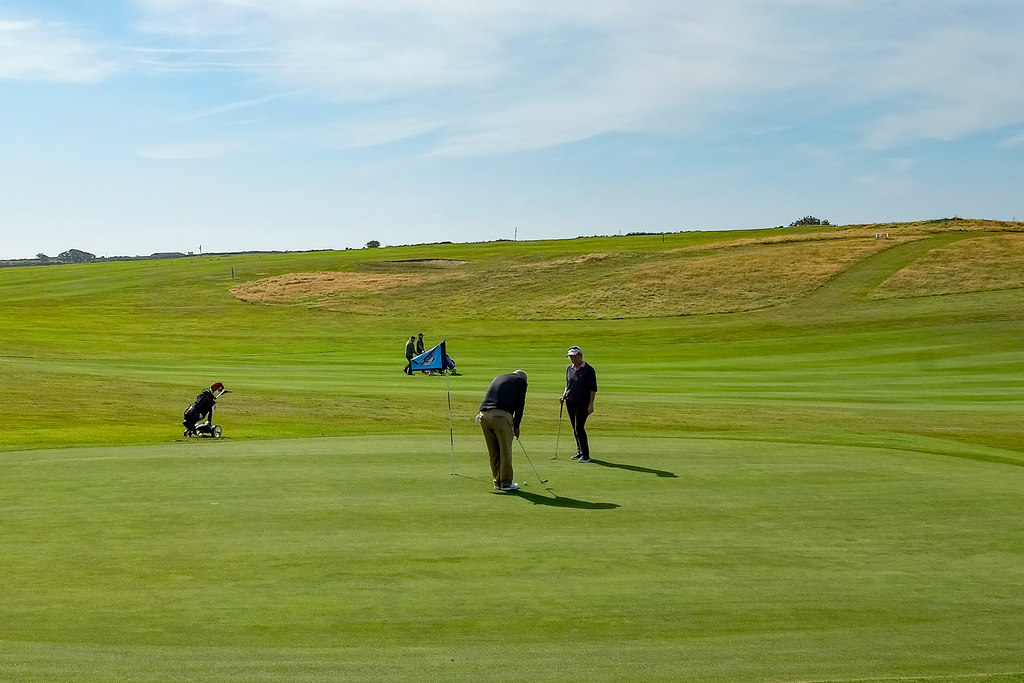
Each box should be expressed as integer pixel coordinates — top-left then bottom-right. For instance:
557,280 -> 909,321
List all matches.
566,400 -> 590,458
404,356 -> 414,374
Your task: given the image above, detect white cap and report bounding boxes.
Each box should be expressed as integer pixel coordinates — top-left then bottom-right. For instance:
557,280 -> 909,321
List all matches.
566,346 -> 583,356
513,369 -> 528,381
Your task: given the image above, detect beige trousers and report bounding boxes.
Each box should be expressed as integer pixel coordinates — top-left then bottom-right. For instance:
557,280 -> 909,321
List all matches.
479,409 -> 514,487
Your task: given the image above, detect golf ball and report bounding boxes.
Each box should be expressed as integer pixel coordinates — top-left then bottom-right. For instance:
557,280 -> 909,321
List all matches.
523,481 -> 527,486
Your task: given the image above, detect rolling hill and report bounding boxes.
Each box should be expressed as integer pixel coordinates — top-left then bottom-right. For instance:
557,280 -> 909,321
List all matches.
0,218 -> 1022,682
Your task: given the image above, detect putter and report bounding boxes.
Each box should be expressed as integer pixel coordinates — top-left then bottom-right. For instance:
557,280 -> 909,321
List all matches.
517,437 -> 548,484
552,399 -> 564,459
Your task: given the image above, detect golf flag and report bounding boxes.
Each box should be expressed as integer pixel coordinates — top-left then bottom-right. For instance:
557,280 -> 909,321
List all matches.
410,341 -> 456,373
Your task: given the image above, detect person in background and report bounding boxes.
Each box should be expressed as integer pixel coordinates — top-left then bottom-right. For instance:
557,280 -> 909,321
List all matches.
416,332 -> 425,355
478,369 -> 529,491
561,345 -> 597,463
404,335 -> 417,375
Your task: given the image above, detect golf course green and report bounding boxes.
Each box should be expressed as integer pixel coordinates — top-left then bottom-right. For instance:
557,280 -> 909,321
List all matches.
1,219 -> 1022,681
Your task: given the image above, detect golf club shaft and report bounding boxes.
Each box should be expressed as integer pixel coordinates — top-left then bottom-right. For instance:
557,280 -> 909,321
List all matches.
552,400 -> 564,459
517,437 -> 548,483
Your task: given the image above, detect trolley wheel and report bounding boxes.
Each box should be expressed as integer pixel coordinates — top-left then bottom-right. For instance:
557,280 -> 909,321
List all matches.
212,425 -> 223,438
184,428 -> 191,438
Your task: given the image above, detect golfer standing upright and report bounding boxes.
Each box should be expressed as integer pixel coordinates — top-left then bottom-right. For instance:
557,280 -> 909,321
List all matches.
479,370 -> 529,491
404,335 -> 417,375
562,346 -> 597,463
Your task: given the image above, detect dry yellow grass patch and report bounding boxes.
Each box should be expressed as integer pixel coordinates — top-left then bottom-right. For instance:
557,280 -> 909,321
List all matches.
670,228 -> 896,253
872,234 -> 1024,299
232,269 -> 475,314
524,253 -> 612,269
534,237 -> 909,318
844,217 -> 1024,232
231,223 -> 1020,319
377,259 -> 470,268
232,272 -> 424,304
670,219 -> 1022,255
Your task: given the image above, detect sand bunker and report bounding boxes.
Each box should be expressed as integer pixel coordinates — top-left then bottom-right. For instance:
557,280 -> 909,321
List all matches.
232,272 -> 420,304
384,259 -> 469,266
520,253 -> 611,270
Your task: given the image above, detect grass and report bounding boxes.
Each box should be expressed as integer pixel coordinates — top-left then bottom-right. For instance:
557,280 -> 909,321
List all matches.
873,233 -> 1024,299
2,437 -> 1023,682
0,219 -> 1022,681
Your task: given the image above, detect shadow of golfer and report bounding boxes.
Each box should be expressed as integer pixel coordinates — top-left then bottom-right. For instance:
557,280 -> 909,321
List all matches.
507,490 -> 620,510
587,459 -> 677,478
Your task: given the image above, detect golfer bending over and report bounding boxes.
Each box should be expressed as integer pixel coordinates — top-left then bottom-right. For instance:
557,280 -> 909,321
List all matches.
478,369 -> 528,492
561,346 -> 597,463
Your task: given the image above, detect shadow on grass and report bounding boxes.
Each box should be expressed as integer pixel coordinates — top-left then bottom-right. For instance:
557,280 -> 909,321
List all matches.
587,459 -> 677,478
505,490 -> 620,510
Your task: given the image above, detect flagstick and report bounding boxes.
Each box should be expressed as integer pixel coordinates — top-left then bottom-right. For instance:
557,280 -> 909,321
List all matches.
446,371 -> 456,475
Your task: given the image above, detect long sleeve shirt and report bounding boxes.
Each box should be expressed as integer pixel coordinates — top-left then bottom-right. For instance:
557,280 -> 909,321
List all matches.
479,374 -> 528,428
565,362 -> 597,403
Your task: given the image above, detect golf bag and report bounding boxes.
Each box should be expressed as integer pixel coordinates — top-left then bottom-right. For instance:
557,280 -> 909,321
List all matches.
183,384 -> 229,438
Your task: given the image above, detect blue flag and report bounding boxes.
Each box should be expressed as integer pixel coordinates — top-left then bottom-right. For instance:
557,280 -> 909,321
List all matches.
410,341 -> 456,373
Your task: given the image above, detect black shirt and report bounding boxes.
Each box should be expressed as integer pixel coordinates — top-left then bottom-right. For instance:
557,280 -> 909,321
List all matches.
479,374 -> 528,428
565,362 -> 597,403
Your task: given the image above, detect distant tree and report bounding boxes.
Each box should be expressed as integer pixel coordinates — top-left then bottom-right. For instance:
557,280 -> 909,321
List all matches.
36,253 -> 50,261
788,216 -> 831,227
58,248 -> 96,263
364,240 -> 381,249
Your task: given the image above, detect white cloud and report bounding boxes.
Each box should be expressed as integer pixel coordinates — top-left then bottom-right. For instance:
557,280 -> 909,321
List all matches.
999,130 -> 1024,148
857,158 -> 918,195
797,144 -> 845,169
0,20 -> 116,83
856,25 -> 1024,148
307,116 -> 444,150
174,88 -> 314,123
136,138 -> 254,159
116,1 -> 1024,154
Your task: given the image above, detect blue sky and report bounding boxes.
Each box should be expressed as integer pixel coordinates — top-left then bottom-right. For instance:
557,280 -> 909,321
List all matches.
2,0 -> 1023,259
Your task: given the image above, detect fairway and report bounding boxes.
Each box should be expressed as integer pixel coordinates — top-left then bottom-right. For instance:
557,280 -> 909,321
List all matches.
1,220 -> 1023,681
2,435 -> 1023,682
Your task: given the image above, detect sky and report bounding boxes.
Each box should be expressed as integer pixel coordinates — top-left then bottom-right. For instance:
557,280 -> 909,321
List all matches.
2,0 -> 1023,259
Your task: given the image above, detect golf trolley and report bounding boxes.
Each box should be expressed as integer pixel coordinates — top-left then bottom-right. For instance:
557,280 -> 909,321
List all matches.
185,418 -> 223,439
183,386 -> 231,438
